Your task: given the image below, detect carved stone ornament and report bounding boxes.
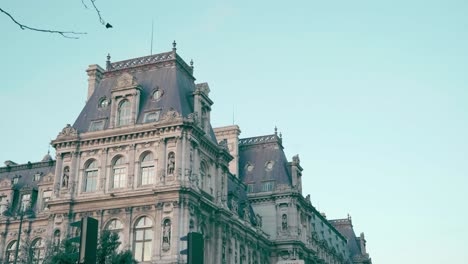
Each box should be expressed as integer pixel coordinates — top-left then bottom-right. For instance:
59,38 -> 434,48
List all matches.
160,110 -> 182,123
186,112 -> 199,125
54,214 -> 63,224
292,154 -> 300,164
115,72 -> 138,89
57,124 -> 78,138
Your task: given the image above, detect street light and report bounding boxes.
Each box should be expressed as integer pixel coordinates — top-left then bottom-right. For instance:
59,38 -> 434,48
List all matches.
13,200 -> 32,264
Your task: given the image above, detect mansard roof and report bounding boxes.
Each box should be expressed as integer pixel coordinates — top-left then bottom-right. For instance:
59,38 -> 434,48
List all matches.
0,160 -> 55,190
330,217 -> 368,260
227,174 -> 258,226
238,133 -> 292,193
73,51 -> 196,133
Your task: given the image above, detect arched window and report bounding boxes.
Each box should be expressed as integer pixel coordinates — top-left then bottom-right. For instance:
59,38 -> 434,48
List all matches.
84,160 -> 98,192
140,152 -> 155,186
200,162 -> 207,190
31,238 -> 45,264
53,230 -> 61,251
112,156 -> 127,189
133,216 -> 153,262
106,219 -> 124,251
117,100 -> 131,126
5,240 -> 17,264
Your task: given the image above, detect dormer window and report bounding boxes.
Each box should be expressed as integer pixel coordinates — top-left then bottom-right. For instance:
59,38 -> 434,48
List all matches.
98,98 -> 109,109
152,88 -> 162,100
117,100 -> 131,126
13,177 -> 19,185
21,194 -> 31,212
0,196 -> 8,214
89,120 -> 105,132
144,111 -> 161,123
33,173 -> 41,182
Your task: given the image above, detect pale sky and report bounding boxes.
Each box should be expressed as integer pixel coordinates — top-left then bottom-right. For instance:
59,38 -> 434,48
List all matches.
1,0 -> 468,263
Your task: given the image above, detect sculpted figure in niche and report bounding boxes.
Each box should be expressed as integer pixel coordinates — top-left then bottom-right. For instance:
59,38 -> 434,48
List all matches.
162,219 -> 171,251
62,167 -> 70,188
282,214 -> 288,231
167,152 -> 175,175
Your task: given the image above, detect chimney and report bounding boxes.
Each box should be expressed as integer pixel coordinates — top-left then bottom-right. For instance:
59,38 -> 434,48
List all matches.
86,64 -> 104,101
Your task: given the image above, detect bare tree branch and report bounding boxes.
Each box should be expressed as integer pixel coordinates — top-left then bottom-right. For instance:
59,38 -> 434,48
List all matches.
90,0 -> 105,25
0,7 -> 87,39
81,0 -> 89,9
82,0 -> 112,28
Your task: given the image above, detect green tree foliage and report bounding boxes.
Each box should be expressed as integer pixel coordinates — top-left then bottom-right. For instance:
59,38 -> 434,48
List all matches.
42,230 -> 137,264
45,238 -> 79,264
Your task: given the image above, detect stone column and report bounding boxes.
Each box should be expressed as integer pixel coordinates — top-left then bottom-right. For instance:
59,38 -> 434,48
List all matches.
70,151 -> 80,198
124,207 -> 133,251
100,148 -> 109,193
54,153 -> 63,197
158,139 -> 167,184
128,144 -> 136,189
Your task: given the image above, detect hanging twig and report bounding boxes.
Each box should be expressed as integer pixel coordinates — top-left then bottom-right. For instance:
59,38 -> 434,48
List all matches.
81,0 -> 89,9
0,7 -> 86,39
82,0 -> 113,28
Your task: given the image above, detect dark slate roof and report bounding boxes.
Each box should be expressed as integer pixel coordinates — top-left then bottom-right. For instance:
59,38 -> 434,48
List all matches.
227,175 -> 257,226
73,51 -> 196,133
0,160 -> 55,189
238,134 -> 292,192
329,218 -> 363,258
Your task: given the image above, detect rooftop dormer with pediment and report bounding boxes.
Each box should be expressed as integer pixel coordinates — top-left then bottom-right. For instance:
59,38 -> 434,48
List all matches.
72,42 -> 208,136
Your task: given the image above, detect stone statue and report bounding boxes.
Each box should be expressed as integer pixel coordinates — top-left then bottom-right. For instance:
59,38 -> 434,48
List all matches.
282,214 -> 288,231
167,152 -> 175,175
162,219 -> 171,251
62,167 -> 69,188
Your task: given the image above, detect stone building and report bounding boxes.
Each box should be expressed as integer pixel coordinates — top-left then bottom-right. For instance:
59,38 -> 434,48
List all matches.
0,43 -> 372,264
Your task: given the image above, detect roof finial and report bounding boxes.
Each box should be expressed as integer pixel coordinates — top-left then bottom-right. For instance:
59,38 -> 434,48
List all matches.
106,53 -> 111,70
172,40 -> 177,51
274,126 -> 278,135
279,132 -> 282,139
190,59 -> 194,68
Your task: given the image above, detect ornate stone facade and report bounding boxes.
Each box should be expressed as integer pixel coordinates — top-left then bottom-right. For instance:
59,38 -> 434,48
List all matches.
0,46 -> 371,264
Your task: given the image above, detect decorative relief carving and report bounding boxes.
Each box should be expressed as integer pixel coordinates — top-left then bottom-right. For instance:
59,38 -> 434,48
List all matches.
163,202 -> 173,213
160,110 -> 182,123
109,208 -> 121,215
57,124 -> 78,138
54,214 -> 63,224
115,72 -> 138,89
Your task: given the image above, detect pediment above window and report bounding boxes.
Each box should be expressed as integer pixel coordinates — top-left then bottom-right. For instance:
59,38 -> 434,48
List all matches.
114,72 -> 139,90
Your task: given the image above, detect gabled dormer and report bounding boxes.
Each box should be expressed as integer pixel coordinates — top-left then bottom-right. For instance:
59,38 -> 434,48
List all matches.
108,72 -> 142,128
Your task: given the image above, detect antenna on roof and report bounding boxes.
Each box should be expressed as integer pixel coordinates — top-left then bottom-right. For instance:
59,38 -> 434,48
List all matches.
150,19 -> 154,55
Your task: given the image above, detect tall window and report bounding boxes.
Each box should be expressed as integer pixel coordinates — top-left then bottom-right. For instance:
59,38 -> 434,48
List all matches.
261,181 -> 274,192
140,152 -> 155,186
0,196 -> 7,214
107,219 -> 124,251
117,100 -> 131,126
5,240 -> 17,264
85,160 -> 98,192
133,217 -> 153,262
200,162 -> 206,190
112,156 -> 127,189
53,230 -> 61,251
20,194 -> 31,212
42,191 -> 52,210
31,238 -> 45,264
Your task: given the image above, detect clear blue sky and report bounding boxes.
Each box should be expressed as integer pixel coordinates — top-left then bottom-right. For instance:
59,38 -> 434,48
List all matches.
2,0 -> 468,263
